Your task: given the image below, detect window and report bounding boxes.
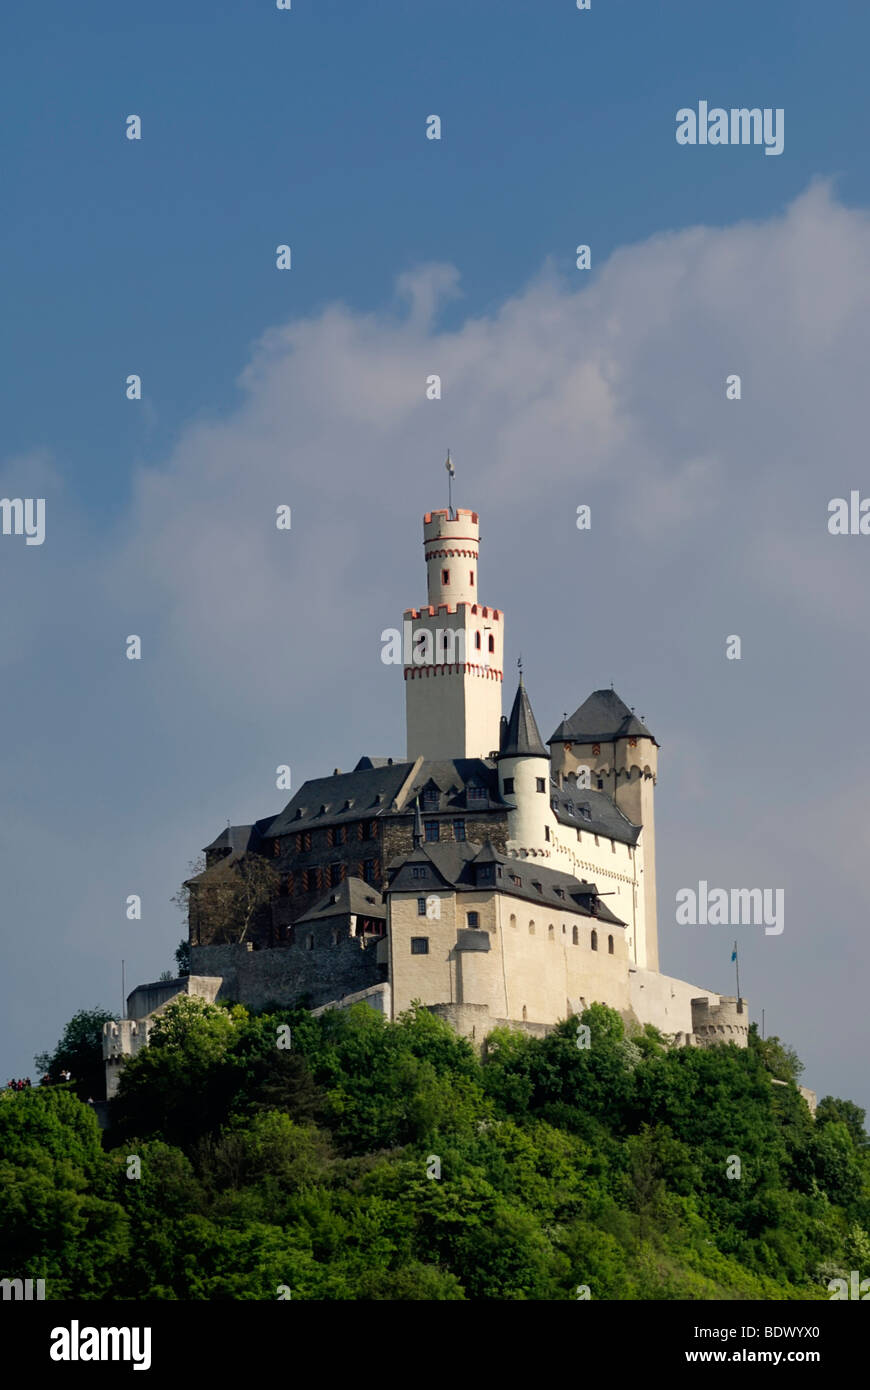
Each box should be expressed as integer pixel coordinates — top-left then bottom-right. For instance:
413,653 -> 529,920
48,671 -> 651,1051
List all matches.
548,924 -> 554,940
554,887 -> 564,899
303,868 -> 318,892
329,862 -> 342,887
423,788 -> 439,811
565,800 -> 574,816
475,632 -> 481,649
544,826 -> 550,842
594,835 -> 599,846
596,778 -> 604,790
503,777 -> 515,794
363,859 -> 378,885
536,778 -> 546,793
327,827 -> 336,848
331,929 -> 339,946
488,634 -> 494,652
611,839 -> 616,853
572,925 -> 579,945
424,820 -> 439,842
467,783 -> 486,804
417,897 -> 427,916
307,934 -> 315,951
453,819 -> 466,841
591,929 -> 598,951
412,866 -> 427,880
442,569 -> 450,585
608,935 -> 614,955
510,873 -> 522,886
467,911 -> 480,928
296,831 -> 312,852
365,820 -> 378,840
509,914 -> 516,929
469,570 -> 474,585
529,920 -> 535,935
411,937 -> 429,954
522,1005 -> 527,1021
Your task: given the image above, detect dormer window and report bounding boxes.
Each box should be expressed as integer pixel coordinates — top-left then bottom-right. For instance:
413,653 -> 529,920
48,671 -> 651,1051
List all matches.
467,783 -> 486,804
423,787 -> 439,811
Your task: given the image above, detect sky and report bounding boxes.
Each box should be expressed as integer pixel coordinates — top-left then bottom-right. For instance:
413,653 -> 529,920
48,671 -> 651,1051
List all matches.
2,1 -> 869,1112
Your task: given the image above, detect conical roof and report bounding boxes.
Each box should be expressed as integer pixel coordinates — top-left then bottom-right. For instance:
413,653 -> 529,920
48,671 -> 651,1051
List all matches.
501,677 -> 549,759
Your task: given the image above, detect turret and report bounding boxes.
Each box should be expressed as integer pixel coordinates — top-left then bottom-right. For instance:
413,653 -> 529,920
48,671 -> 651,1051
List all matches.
498,676 -> 558,855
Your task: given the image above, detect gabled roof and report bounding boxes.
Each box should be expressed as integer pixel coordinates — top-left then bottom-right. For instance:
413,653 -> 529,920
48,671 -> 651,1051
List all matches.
267,762 -> 414,836
549,689 -> 656,745
386,839 -> 626,926
295,877 -> 386,924
500,678 -> 549,759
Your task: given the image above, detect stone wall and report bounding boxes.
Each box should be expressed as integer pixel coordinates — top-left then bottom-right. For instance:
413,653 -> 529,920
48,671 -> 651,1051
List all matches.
190,936 -> 382,1012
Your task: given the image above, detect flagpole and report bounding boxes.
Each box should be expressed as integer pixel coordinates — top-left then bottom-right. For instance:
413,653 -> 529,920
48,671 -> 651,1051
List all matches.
734,940 -> 740,1000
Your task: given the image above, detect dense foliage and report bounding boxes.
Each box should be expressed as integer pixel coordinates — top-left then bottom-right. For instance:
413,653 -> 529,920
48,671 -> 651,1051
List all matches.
4,999 -> 869,1299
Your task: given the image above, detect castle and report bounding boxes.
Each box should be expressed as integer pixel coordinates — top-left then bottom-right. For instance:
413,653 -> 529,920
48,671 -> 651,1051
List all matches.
104,502 -> 748,1099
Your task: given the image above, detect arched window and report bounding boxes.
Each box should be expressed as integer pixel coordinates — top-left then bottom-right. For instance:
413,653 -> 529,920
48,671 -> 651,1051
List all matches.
488,634 -> 494,652
608,934 -> 614,954
548,924 -> 554,941
509,913 -> 516,929
522,1005 -> 527,1022
572,925 -> 578,945
529,920 -> 535,935
475,631 -> 481,649
591,929 -> 598,951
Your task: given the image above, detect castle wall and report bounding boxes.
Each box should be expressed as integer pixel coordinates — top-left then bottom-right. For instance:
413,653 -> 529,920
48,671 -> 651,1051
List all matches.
190,933 -> 383,1012
389,888 -> 632,1027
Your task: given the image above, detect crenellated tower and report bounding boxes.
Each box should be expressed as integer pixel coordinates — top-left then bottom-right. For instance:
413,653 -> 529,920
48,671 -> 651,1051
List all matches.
404,508 -> 504,760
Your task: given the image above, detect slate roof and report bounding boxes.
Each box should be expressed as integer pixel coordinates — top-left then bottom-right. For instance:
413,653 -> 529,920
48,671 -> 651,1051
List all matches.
549,689 -> 656,745
500,678 -> 549,759
266,762 -> 413,836
202,820 -> 272,856
294,877 -> 387,924
268,757 -> 512,835
386,838 -> 626,926
550,780 -> 641,846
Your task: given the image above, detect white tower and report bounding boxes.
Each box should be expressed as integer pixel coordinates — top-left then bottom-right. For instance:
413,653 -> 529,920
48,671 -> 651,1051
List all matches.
405,508 -> 504,760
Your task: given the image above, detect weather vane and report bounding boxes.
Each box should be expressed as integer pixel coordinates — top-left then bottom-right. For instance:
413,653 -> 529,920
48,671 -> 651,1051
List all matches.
446,449 -> 455,516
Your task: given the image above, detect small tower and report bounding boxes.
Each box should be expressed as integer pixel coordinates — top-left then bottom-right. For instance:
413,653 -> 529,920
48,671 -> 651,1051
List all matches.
498,675 -> 556,855
404,507 -> 504,760
550,690 -> 659,969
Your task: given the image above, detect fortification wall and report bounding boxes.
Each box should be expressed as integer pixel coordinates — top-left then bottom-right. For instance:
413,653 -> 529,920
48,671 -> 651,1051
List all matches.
190,939 -> 380,1012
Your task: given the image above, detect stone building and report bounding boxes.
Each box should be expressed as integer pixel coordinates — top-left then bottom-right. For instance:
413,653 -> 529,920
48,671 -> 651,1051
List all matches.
106,499 -> 750,1096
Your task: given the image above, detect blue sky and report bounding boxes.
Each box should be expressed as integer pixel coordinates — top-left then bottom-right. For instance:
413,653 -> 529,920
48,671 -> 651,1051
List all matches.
2,0 -> 865,506
3,2 -> 870,1112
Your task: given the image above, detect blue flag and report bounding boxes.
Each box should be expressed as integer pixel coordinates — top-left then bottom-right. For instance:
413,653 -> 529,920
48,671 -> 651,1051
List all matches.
731,949 -> 737,962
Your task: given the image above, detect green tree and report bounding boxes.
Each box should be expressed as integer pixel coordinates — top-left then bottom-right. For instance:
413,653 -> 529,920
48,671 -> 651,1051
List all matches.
34,1006 -> 117,1101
